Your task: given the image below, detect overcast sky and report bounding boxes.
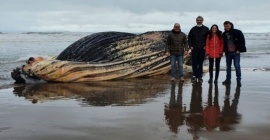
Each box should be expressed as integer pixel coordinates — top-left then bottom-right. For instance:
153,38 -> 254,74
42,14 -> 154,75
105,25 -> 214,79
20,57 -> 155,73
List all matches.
1,0 -> 270,33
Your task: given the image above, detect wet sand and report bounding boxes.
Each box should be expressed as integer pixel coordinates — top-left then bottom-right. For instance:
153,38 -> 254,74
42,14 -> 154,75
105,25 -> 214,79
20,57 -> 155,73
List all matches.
0,71 -> 270,140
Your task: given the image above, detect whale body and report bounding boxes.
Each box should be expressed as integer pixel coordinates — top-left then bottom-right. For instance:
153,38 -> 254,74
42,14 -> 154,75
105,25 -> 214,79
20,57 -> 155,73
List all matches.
11,31 -> 196,83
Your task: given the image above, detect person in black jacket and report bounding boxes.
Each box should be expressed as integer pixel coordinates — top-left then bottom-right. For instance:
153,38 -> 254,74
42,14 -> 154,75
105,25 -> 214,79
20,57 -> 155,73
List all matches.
222,21 -> 246,87
188,16 -> 209,83
166,23 -> 188,82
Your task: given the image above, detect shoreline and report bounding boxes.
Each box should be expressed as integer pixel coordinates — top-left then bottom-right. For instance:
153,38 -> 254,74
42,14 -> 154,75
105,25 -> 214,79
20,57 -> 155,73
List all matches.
1,68 -> 270,90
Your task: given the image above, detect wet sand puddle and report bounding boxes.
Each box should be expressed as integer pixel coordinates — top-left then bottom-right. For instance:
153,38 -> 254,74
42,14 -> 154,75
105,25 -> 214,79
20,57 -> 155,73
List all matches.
0,71 -> 270,140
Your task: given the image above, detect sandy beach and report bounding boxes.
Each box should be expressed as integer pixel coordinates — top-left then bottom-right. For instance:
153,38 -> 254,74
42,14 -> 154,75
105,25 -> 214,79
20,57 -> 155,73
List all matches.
1,0 -> 270,139
0,70 -> 270,140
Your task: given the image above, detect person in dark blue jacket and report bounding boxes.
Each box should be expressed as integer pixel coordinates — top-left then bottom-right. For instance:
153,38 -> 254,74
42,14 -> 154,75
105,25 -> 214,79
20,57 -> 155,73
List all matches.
188,16 -> 209,83
222,21 -> 246,87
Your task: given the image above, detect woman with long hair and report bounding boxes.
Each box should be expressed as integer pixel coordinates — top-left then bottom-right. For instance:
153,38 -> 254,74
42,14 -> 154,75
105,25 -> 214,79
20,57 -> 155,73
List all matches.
206,24 -> 223,83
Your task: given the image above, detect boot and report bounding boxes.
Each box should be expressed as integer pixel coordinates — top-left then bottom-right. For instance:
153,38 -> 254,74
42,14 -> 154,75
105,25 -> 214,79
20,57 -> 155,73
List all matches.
214,72 -> 219,83
222,79 -> 231,85
208,78 -> 213,84
198,78 -> 203,83
191,76 -> 197,83
237,78 -> 242,87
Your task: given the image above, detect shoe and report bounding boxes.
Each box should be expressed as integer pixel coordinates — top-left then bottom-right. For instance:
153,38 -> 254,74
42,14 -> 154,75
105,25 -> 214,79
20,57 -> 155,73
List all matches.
237,81 -> 242,87
222,80 -> 231,85
180,77 -> 184,82
214,79 -> 218,83
208,79 -> 213,84
191,76 -> 196,83
171,77 -> 176,82
198,78 -> 203,83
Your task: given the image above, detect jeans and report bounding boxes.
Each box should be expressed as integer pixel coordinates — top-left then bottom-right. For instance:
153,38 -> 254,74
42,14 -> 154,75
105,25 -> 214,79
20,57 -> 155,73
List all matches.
225,52 -> 241,81
209,58 -> 221,80
170,54 -> 184,78
191,49 -> 205,78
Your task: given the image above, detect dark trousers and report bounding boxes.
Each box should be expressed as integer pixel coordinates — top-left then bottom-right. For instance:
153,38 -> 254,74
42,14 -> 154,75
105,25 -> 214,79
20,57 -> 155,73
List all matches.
208,58 -> 221,80
225,52 -> 241,81
191,49 -> 205,78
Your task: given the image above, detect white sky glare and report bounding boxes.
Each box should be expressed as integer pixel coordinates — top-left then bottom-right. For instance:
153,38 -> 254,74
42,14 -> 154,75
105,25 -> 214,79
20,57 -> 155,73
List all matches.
1,0 -> 270,33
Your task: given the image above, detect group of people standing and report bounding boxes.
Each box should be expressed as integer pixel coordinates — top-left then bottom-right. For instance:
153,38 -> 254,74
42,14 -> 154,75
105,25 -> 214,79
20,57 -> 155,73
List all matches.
166,16 -> 246,86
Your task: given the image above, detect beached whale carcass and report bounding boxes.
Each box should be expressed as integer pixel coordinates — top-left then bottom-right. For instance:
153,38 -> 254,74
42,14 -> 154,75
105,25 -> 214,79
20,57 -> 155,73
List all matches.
11,31 -> 195,83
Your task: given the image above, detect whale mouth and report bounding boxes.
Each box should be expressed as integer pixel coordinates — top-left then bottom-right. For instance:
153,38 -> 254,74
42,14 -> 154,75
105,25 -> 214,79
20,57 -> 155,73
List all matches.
11,65 -> 44,84
11,67 -> 26,84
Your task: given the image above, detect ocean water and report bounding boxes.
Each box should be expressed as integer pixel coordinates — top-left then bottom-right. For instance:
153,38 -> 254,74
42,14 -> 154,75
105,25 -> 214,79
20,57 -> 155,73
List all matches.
0,32 -> 90,88
0,32 -> 270,88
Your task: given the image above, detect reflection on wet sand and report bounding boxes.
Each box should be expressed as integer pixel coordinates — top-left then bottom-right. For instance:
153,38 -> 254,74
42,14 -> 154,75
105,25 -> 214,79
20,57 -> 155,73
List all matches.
12,75 -> 243,138
203,83 -> 220,131
220,85 -> 242,131
164,82 -> 185,134
165,82 -> 242,138
186,83 -> 203,139
12,76 -> 169,106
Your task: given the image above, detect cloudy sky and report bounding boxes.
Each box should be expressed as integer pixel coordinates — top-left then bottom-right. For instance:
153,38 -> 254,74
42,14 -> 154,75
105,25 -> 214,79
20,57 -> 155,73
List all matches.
1,0 -> 270,33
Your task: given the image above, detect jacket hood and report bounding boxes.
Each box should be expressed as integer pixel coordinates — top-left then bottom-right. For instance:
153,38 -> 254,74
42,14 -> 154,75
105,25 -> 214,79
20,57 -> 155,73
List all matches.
230,22 -> 234,30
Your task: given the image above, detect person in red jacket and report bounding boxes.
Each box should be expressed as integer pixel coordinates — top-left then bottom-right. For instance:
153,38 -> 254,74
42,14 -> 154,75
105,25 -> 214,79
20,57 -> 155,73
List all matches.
206,25 -> 223,83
